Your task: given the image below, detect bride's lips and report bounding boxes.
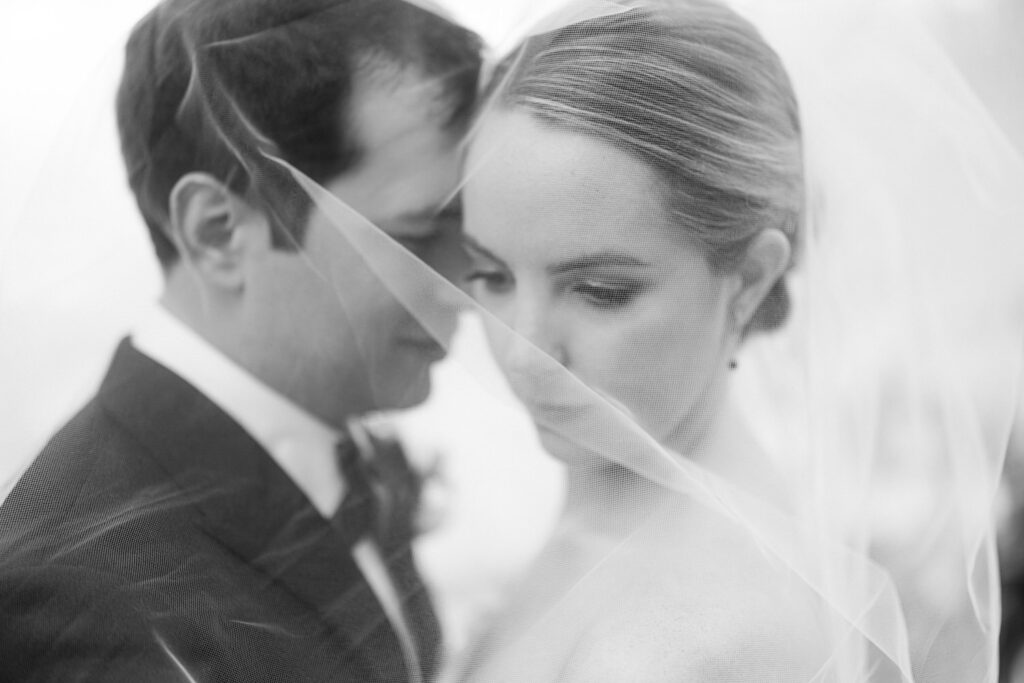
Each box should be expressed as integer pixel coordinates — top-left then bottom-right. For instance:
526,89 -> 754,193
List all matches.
513,385 -> 636,425
508,380 -> 590,421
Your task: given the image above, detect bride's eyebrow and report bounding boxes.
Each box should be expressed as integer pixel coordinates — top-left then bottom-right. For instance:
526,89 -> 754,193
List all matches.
549,253 -> 653,275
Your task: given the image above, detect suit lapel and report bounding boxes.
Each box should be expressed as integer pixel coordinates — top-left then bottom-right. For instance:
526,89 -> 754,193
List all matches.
97,339 -> 410,682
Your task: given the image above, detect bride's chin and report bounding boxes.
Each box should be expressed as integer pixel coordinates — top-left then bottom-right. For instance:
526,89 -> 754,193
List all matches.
535,424 -> 611,469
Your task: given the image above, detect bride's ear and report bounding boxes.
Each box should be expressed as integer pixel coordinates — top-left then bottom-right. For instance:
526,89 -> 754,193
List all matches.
166,172 -> 270,291
728,228 -> 791,334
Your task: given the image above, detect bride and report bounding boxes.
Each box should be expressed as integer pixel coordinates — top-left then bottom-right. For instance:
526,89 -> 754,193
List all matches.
404,0 -> 1023,680
448,2 -> 827,680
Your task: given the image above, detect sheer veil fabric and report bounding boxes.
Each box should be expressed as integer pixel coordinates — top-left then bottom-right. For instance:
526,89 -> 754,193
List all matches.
1,0 -> 1022,681
273,2 -> 1023,680
291,1 -> 1023,680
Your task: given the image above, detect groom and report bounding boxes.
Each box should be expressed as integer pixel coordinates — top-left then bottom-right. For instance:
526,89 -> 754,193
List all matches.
0,0 -> 480,681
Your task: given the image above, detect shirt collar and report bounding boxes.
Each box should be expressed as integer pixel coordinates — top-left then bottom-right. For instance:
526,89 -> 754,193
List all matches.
131,305 -> 343,517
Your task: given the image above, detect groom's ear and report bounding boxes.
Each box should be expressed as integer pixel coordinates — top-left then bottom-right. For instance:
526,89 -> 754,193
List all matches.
167,172 -> 271,291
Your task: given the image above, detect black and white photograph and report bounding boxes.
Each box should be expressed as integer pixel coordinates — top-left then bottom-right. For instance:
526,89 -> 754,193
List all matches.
1,0 -> 1022,680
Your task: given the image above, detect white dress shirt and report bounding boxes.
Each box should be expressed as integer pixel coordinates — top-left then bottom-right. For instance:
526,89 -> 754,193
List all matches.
132,306 -> 422,682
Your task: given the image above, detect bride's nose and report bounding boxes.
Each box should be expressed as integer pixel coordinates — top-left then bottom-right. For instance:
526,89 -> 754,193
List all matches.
500,292 -> 569,375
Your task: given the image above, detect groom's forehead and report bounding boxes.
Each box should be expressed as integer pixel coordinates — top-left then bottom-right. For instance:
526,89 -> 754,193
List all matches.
315,72 -> 464,237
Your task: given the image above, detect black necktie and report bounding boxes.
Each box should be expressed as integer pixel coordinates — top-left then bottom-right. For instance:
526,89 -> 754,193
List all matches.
332,435 -> 375,548
334,432 -> 442,680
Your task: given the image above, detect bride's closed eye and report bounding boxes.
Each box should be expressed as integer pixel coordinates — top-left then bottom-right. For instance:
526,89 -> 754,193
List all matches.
571,278 -> 647,309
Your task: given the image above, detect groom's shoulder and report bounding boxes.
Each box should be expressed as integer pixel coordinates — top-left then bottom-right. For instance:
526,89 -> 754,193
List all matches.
4,393 -> 155,523
0,398 -> 193,680
0,342 -> 199,560
0,398 -> 240,681
0,404 -> 185,613
2,340 -> 204,528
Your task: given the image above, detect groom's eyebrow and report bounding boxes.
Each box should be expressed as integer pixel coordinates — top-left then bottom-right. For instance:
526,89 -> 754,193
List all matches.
461,235 -> 503,263
391,198 -> 463,235
549,253 -> 653,274
392,208 -> 441,230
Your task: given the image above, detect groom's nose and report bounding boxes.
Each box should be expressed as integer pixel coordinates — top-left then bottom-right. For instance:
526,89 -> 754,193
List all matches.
421,226 -> 471,326
424,216 -> 470,286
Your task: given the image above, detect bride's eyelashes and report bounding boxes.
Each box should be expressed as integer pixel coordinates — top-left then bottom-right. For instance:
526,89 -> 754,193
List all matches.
465,267 -> 648,311
571,279 -> 646,309
460,234 -> 650,310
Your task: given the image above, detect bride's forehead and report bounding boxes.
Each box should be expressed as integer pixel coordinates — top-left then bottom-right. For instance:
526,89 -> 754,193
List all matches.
468,110 -> 645,186
465,110 -> 672,233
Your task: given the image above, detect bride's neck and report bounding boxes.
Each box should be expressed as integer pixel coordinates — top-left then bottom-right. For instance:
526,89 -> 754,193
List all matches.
561,463 -> 667,539
662,368 -> 731,459
558,384 -> 764,538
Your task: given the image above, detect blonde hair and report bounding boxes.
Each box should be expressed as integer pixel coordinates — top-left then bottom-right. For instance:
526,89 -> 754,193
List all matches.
494,0 -> 803,334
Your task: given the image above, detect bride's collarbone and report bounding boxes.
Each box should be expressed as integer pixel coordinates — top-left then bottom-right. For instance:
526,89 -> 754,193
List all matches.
511,523 -> 826,681
472,576 -> 827,683
557,602 -> 828,683
469,493 -> 826,680
554,563 -> 827,681
464,539 -> 825,683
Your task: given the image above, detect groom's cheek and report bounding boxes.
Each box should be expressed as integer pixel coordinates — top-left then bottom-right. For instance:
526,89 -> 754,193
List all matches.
422,222 -> 470,285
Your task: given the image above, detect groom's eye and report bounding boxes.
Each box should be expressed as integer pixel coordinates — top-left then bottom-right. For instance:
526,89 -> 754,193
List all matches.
434,202 -> 464,231
464,268 -> 512,293
393,231 -> 440,255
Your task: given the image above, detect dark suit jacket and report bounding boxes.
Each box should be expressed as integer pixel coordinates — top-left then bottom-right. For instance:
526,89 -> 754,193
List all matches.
0,340 -> 440,682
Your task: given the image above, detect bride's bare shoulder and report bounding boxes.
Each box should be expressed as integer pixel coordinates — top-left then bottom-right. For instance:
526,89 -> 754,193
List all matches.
561,566 -> 828,683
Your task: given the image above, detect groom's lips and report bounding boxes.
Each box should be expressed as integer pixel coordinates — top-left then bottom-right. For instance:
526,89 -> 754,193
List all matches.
398,335 -> 447,359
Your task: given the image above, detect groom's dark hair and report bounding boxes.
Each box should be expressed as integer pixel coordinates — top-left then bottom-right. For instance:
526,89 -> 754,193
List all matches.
117,0 -> 481,270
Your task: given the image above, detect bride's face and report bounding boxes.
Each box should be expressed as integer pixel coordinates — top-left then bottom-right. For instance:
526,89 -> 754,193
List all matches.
463,111 -> 735,466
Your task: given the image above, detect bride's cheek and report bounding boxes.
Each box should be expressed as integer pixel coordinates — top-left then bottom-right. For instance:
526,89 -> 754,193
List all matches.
589,327 -> 658,401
